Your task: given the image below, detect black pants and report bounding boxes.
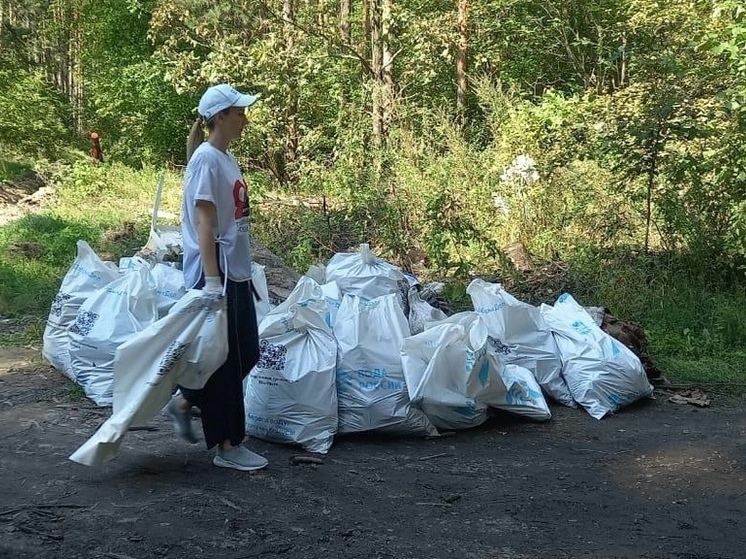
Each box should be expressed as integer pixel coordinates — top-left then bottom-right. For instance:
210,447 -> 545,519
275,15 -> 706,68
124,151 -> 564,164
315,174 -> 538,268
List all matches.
180,279 -> 260,449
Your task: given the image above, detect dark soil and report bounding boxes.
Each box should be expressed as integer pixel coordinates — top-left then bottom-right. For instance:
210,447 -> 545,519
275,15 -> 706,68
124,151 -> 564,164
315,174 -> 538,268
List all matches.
0,349 -> 744,559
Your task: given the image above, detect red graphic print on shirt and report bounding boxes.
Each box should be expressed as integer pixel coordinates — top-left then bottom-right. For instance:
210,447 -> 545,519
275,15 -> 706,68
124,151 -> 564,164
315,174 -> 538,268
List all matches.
232,179 -> 249,220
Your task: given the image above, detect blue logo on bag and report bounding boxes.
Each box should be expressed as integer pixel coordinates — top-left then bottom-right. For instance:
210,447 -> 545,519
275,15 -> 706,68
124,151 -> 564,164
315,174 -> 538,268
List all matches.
571,320 -> 591,335
357,367 -> 401,391
336,369 -> 353,394
478,361 -> 490,387
72,262 -> 103,283
475,302 -> 507,315
454,399 -> 478,417
361,299 -> 381,310
504,378 -> 543,406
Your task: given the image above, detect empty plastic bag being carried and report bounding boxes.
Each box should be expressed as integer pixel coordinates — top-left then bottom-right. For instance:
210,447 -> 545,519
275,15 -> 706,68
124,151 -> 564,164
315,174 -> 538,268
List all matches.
69,290 -> 228,466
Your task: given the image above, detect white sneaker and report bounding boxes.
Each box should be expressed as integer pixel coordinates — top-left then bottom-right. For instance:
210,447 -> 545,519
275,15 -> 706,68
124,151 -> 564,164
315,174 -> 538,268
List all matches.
164,397 -> 198,444
213,446 -> 268,471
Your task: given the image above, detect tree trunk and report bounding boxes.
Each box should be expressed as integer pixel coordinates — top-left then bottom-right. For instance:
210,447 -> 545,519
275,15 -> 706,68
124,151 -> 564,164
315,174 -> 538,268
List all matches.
337,0 -> 352,126
283,0 -> 299,173
362,0 -> 371,72
317,0 -> 326,27
71,2 -> 83,133
340,0 -> 351,44
456,0 -> 469,123
57,1 -> 69,99
370,0 -> 384,146
381,0 -> 393,137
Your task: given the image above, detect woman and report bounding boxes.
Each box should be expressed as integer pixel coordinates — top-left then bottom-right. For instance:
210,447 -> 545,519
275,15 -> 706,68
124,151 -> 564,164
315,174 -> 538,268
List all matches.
165,83 -> 267,471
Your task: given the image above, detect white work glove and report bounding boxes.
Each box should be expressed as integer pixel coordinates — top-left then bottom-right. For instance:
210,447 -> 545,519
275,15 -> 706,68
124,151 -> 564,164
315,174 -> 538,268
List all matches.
202,276 -> 223,300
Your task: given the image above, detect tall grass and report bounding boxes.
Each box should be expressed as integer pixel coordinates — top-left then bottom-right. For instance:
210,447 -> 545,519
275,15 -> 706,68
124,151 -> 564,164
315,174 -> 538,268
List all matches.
0,161 -> 182,317
0,156 -> 33,182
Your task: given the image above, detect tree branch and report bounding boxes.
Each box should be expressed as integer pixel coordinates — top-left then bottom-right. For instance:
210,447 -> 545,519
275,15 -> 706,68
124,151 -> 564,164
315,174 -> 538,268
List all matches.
256,0 -> 375,77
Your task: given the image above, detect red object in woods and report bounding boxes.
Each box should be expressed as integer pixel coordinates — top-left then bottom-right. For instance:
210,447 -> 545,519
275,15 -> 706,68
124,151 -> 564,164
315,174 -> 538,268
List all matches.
90,132 -> 104,164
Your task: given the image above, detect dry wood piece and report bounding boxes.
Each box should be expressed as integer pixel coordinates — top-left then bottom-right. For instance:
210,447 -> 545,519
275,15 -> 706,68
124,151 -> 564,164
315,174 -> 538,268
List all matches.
291,453 -> 325,465
668,388 -> 710,407
417,452 -> 448,461
251,235 -> 301,303
504,241 -> 535,272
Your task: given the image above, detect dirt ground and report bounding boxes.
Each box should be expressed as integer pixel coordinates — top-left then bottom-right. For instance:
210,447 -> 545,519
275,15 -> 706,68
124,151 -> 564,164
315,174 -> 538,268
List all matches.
0,348 -> 743,559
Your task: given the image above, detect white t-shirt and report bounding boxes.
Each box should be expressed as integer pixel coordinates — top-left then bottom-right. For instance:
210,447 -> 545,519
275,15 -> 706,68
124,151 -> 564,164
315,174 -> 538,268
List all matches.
181,142 -> 253,288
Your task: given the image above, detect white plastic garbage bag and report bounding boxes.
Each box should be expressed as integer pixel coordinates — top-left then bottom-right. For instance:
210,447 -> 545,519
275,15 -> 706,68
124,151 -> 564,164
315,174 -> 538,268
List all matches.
424,312 -> 551,421
305,263 -> 326,284
541,293 -> 653,419
69,267 -> 158,406
494,364 -> 552,421
150,263 -> 187,318
118,257 -> 185,318
245,277 -> 338,453
69,291 -> 228,466
401,312 -> 508,430
335,294 -> 437,436
467,279 -> 573,407
252,262 -> 271,324
320,281 -> 342,329
325,243 -> 409,310
407,286 -> 448,335
42,240 -> 119,379
258,274 -> 322,326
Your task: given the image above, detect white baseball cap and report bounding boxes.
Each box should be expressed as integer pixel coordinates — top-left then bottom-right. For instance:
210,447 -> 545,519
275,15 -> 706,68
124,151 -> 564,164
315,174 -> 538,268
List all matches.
197,84 -> 259,121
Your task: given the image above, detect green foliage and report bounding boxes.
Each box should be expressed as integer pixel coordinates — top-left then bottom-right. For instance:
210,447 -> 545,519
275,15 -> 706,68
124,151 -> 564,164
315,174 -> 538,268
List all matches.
80,0 -> 195,165
0,156 -> 33,183
0,161 -> 179,317
0,214 -> 103,316
85,59 -> 195,166
0,69 -> 71,159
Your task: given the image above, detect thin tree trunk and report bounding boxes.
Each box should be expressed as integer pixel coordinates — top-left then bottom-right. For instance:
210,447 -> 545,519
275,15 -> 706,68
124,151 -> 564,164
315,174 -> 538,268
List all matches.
71,2 -> 83,133
340,0 -> 351,44
362,0 -> 371,73
645,123 -> 662,254
370,0 -> 383,146
337,0 -> 352,126
381,0 -> 393,137
283,0 -> 299,171
317,0 -> 326,27
618,33 -> 627,90
456,0 -> 469,123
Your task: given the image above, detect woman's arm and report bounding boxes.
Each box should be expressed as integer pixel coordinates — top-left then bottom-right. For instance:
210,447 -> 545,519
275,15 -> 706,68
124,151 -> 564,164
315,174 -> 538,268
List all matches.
195,200 -> 220,278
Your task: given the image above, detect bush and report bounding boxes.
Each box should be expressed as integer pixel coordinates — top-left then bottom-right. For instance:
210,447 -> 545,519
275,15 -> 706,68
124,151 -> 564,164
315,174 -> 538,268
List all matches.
0,69 -> 71,159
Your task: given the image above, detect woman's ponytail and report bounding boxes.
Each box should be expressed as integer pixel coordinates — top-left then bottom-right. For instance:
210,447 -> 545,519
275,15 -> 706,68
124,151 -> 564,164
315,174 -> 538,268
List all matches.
186,117 -> 205,163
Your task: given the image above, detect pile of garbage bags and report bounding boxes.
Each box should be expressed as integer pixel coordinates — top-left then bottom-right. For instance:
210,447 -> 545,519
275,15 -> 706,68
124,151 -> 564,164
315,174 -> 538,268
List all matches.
242,244 -> 652,454
47,240 -> 654,464
42,240 -> 270,407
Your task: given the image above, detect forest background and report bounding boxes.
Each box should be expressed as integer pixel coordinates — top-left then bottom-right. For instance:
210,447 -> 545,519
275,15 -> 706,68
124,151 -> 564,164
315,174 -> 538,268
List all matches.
1,0 -> 746,387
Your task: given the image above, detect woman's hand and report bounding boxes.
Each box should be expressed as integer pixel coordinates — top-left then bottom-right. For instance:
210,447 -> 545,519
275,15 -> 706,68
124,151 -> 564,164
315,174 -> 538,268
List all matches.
202,275 -> 223,300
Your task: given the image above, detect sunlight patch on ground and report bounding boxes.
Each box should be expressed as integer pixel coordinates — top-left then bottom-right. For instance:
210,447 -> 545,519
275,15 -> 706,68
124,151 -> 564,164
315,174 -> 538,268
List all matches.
0,346 -> 41,376
613,442 -> 745,499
